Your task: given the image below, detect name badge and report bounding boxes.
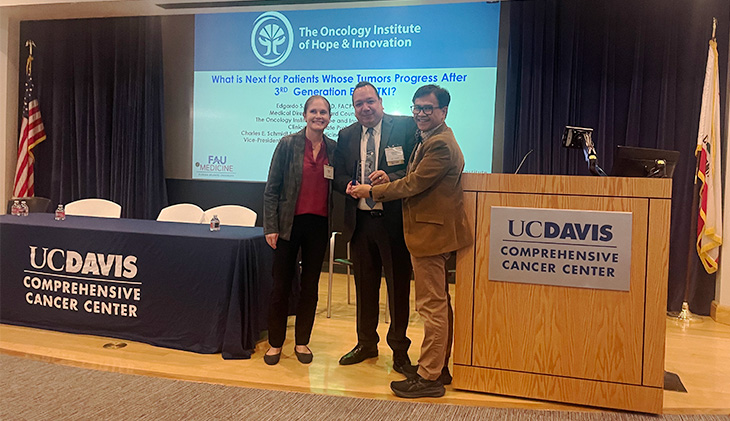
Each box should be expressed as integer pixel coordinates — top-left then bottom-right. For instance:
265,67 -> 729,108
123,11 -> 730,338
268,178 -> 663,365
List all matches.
323,165 -> 334,180
385,146 -> 405,166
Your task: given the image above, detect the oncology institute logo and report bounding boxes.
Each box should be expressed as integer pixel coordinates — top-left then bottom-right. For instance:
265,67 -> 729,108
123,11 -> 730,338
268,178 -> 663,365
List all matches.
251,11 -> 294,67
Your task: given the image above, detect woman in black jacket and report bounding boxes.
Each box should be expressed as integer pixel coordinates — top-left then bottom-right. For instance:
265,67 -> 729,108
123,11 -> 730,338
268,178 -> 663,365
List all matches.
262,95 -> 336,365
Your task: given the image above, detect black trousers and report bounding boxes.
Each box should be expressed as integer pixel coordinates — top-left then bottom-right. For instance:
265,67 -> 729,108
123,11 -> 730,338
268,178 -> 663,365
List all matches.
351,210 -> 412,353
267,214 -> 329,348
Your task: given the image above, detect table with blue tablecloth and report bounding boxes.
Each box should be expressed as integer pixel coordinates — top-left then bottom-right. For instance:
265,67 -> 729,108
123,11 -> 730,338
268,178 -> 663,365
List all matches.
0,214 -> 274,359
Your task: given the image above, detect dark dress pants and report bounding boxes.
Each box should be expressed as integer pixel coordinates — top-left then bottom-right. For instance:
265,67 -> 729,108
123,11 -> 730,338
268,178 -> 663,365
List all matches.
267,214 -> 329,348
351,210 -> 412,353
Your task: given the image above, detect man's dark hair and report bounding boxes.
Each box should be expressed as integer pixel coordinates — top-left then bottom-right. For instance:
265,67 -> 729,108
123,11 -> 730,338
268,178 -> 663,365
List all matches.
352,81 -> 381,103
412,84 -> 450,108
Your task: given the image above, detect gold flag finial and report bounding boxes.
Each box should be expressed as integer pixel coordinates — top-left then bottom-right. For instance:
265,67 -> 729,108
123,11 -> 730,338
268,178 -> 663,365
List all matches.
24,39 -> 36,75
712,17 -> 717,40
25,39 -> 35,55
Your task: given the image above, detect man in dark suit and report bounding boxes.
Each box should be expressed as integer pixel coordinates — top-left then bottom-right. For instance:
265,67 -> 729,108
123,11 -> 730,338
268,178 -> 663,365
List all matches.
333,81 -> 417,374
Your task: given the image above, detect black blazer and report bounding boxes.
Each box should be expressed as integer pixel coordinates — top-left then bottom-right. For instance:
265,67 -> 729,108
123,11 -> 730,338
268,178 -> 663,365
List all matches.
264,128 -> 337,241
333,114 -> 417,243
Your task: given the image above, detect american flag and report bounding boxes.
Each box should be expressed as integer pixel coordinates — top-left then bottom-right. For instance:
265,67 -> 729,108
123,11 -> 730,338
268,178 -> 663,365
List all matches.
13,62 -> 46,198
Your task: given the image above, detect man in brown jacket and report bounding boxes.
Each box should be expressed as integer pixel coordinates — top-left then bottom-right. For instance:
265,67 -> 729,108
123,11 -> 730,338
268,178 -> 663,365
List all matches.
349,84 -> 472,398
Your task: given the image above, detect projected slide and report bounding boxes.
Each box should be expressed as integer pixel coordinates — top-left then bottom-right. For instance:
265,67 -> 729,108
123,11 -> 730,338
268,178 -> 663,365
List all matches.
193,2 -> 500,181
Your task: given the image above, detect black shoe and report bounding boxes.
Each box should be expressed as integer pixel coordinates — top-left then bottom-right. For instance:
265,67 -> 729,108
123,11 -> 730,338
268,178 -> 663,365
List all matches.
392,352 -> 412,375
294,346 -> 313,364
263,348 -> 281,366
339,344 -> 378,365
399,364 -> 418,378
399,365 -> 449,384
390,374 -> 445,398
439,367 -> 452,385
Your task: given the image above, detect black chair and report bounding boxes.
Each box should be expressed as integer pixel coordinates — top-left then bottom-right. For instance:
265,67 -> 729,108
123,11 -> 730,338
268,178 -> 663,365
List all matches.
6,197 -> 53,214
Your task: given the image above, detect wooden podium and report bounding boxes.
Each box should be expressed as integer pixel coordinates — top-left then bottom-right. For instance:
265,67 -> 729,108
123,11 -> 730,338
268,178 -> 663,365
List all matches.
453,173 -> 671,414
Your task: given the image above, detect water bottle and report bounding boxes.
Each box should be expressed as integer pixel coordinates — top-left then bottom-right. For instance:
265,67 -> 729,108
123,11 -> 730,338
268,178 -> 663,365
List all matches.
210,215 -> 221,232
11,200 -> 20,216
55,204 -> 66,221
19,200 -> 29,216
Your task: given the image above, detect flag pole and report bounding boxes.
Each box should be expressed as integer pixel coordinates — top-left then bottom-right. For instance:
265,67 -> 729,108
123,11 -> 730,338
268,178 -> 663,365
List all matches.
668,149 -> 703,322
669,17 -> 718,323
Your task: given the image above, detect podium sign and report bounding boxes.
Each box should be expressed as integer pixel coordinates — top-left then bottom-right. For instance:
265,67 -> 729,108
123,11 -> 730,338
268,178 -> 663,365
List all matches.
488,206 -> 632,291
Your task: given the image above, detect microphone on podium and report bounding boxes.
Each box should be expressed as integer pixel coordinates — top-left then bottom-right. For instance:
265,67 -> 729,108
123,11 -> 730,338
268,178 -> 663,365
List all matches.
514,149 -> 534,174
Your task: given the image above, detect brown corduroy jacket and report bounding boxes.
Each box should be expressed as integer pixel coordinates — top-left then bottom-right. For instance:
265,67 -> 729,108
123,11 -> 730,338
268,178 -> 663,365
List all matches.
371,124 -> 472,257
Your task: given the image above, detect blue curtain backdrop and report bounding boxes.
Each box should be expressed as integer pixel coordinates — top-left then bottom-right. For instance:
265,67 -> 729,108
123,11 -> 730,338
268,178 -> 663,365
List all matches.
503,0 -> 729,314
19,17 -> 167,220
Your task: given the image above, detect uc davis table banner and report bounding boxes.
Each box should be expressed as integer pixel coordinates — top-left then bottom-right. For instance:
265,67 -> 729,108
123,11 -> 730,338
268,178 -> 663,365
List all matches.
489,206 -> 632,291
0,215 -> 270,357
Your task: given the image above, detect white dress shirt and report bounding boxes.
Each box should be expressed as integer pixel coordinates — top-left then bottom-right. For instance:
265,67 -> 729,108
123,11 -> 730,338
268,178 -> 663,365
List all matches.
358,120 -> 384,211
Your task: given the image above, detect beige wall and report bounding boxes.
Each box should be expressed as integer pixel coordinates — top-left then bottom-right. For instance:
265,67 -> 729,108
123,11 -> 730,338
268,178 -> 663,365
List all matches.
0,10 -> 19,214
714,35 -> 730,315
717,124 -> 728,310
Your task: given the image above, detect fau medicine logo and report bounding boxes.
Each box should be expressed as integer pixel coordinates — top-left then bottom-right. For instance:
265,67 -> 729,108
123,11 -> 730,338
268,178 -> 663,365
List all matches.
196,155 -> 234,173
251,11 -> 294,67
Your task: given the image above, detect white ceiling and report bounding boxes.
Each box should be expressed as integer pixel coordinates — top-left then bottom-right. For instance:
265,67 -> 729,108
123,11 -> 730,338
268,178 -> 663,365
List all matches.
0,0 -> 461,20
0,0 -> 322,20
0,0 -> 120,5
0,0 -> 166,20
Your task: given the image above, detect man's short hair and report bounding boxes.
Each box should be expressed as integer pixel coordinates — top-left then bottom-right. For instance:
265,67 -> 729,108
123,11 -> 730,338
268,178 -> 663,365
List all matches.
412,84 -> 450,108
352,81 -> 381,102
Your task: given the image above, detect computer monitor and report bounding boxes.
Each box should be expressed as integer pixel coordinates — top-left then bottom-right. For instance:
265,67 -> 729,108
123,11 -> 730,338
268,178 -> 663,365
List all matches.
611,145 -> 680,178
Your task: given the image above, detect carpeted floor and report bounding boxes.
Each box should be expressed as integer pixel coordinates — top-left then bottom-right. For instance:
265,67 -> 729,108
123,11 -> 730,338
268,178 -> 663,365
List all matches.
0,354 -> 727,420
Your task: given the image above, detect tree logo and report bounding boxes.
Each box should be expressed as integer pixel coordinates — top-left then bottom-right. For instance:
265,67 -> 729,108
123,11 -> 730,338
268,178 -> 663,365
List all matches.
251,12 -> 293,67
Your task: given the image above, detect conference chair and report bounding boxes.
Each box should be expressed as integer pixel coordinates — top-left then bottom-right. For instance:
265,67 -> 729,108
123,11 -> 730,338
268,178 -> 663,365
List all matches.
202,205 -> 257,227
326,232 -> 354,318
6,196 -> 53,214
156,203 -> 205,223
65,198 -> 121,218
326,232 -> 389,322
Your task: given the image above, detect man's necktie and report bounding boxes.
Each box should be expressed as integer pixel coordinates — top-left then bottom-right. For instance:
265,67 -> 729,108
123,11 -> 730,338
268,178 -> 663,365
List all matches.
365,127 -> 376,208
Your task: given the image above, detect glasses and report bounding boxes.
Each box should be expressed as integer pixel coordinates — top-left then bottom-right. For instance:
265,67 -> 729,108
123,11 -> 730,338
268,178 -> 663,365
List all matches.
410,105 -> 440,115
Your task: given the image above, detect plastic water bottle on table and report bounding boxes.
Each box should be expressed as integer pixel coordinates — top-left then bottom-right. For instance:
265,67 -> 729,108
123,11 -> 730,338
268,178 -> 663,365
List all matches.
210,215 -> 220,232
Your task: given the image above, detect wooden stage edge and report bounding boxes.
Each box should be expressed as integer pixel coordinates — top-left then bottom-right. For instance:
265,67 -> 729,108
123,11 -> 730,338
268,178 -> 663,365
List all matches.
2,303 -> 730,415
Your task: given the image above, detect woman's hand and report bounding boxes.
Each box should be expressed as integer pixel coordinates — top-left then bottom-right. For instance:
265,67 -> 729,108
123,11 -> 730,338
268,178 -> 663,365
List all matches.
265,233 -> 279,249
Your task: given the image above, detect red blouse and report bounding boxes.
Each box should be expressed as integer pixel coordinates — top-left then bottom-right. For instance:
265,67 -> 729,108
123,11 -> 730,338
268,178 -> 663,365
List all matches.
294,138 -> 329,217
